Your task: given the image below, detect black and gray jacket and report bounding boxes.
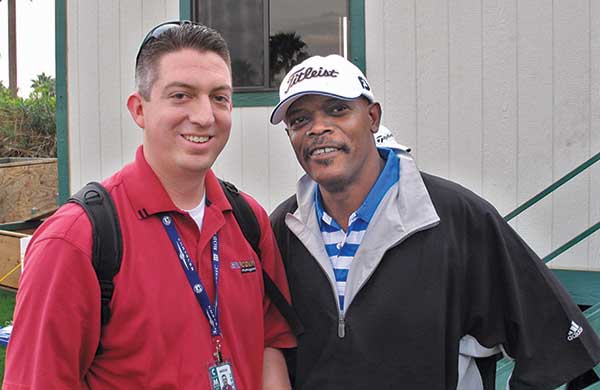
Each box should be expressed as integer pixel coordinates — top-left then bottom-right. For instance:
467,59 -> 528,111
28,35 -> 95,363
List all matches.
270,151 -> 600,390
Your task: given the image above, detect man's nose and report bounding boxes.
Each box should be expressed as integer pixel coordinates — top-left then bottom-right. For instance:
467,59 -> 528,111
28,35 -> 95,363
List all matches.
306,112 -> 332,137
188,96 -> 216,127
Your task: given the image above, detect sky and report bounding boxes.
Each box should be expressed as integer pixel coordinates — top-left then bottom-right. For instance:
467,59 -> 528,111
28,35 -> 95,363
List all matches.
0,0 -> 55,97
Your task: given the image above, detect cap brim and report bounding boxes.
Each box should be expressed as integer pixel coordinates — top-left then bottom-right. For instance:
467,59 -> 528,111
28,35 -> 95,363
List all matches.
269,91 -> 370,125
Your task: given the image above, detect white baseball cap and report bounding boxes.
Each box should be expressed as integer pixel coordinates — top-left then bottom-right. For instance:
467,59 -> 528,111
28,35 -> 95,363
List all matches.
374,125 -> 411,152
270,54 -> 375,125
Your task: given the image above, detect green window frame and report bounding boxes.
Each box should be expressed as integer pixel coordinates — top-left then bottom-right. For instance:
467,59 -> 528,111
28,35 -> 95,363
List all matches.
181,0 -> 365,107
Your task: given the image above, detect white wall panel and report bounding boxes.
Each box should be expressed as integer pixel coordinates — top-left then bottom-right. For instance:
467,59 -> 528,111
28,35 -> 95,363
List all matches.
76,0 -> 101,188
240,108 -> 271,208
448,0 -> 482,194
482,0 -> 517,216
67,0 -> 600,269
67,0 -> 81,190
213,109 -> 243,185
366,0 -> 599,269
120,0 -> 144,165
416,0 -> 449,177
365,1 -> 386,115
514,0 -> 553,258
68,0 -> 178,194
98,0 -> 123,177
268,123 -> 302,211
591,0 -> 600,270
381,0 -> 417,158
551,0 -> 590,269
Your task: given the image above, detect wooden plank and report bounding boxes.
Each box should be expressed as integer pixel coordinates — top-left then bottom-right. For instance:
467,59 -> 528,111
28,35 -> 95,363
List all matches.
383,0 -> 417,159
552,0 -> 590,269
120,0 -> 143,165
268,122 -> 302,212
514,0 -> 553,258
0,159 -> 57,223
416,0 -> 449,177
448,0 -> 482,194
482,0 -> 518,216
0,230 -> 30,290
241,107 -> 270,209
98,0 -> 124,178
365,0 -> 386,111
77,0 -> 102,187
67,0 -> 81,192
214,109 -> 243,186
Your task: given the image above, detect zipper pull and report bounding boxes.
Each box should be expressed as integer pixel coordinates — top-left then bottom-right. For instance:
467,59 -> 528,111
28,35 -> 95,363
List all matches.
338,316 -> 345,338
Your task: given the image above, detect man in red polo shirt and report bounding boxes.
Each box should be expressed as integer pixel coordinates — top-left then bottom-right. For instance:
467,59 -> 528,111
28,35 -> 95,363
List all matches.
4,21 -> 295,390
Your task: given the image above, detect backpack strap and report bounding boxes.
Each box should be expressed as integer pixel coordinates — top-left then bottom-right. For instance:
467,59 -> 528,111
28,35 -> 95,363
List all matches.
219,180 -> 304,337
68,182 -> 123,354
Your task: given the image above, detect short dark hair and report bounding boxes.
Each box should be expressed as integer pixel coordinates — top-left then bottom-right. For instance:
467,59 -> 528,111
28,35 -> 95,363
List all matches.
135,22 -> 231,100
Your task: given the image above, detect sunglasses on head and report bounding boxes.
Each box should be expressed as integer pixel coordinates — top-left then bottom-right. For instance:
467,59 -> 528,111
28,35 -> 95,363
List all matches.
135,20 -> 195,68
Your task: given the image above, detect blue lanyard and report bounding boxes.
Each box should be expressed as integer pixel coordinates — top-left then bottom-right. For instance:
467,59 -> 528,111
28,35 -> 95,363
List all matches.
159,213 -> 221,336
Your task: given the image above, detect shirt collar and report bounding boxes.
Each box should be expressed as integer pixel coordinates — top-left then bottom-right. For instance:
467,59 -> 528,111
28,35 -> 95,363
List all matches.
314,147 -> 400,228
122,146 -> 232,219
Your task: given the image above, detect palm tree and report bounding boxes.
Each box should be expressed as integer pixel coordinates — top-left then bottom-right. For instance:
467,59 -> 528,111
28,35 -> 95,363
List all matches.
269,32 -> 309,87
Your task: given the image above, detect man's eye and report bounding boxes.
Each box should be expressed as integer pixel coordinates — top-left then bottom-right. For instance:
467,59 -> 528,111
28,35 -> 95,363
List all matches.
171,92 -> 188,100
213,95 -> 230,103
330,104 -> 348,114
289,116 -> 307,129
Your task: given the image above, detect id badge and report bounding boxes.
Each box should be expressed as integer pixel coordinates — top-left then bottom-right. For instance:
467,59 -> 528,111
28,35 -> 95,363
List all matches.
208,361 -> 237,390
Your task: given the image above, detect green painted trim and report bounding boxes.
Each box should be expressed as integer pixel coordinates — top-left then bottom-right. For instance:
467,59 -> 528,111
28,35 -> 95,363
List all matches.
349,0 -> 366,72
544,221 -> 600,264
505,151 -> 600,221
179,0 -> 192,20
55,0 -> 69,205
552,269 -> 600,306
233,91 -> 278,107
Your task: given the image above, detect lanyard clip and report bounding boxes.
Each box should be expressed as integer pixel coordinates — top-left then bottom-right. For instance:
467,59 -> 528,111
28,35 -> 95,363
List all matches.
213,337 -> 223,364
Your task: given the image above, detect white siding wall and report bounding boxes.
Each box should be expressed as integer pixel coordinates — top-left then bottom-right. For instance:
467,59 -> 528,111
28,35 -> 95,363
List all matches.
366,0 -> 599,270
67,0 -> 179,190
67,0 -> 599,270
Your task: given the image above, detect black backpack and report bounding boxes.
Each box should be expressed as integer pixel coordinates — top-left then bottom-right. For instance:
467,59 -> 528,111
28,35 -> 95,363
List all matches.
69,180 -> 303,354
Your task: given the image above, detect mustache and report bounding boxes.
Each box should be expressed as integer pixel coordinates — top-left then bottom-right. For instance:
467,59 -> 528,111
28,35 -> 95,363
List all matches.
302,138 -> 350,160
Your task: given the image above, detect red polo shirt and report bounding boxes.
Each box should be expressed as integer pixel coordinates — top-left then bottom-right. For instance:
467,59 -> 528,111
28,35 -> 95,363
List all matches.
4,147 -> 295,390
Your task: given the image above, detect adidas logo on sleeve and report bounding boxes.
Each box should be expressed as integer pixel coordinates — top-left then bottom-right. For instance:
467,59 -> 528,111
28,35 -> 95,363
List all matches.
567,321 -> 583,341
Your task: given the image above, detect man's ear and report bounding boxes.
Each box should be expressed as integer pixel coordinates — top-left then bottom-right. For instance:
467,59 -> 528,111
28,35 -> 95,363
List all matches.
127,92 -> 146,129
368,102 -> 382,134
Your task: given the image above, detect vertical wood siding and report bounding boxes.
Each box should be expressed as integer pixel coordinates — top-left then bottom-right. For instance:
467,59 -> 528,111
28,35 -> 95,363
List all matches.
67,0 -> 178,190
366,0 -> 599,270
67,0 -> 599,270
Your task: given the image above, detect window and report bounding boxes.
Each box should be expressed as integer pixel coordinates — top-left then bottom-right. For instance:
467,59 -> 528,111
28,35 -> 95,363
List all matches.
195,0 -> 349,92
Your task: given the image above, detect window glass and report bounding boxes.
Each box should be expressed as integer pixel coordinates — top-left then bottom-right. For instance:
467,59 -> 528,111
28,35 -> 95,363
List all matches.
195,0 -> 348,90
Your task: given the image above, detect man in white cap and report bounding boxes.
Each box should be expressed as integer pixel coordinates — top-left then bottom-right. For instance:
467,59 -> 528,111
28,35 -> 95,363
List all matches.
269,54 -> 600,389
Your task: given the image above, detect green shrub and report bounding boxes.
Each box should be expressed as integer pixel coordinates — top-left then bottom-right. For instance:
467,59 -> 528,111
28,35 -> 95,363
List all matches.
0,73 -> 56,158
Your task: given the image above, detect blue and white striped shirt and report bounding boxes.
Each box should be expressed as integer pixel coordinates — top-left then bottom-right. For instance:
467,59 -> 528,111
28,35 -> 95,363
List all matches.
315,148 -> 400,314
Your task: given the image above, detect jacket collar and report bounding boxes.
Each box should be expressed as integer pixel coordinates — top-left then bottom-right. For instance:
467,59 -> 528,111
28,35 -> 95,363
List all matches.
285,150 -> 441,311
289,150 -> 439,235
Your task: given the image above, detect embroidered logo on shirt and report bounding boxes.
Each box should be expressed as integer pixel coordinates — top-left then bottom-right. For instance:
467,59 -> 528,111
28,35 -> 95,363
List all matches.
567,321 -> 583,341
230,260 -> 256,274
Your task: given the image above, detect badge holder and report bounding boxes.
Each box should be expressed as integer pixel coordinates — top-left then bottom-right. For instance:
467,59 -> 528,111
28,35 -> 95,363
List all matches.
208,338 -> 237,390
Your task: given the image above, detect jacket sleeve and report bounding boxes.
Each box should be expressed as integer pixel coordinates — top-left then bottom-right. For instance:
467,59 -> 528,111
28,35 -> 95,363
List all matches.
463,206 -> 600,389
3,209 -> 101,390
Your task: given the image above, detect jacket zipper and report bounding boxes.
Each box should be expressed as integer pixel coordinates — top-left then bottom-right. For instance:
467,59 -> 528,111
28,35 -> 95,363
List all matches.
339,221 -> 440,339
338,315 -> 345,338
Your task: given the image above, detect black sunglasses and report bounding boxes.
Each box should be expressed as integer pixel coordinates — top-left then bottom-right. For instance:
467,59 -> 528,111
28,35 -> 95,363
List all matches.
135,20 -> 195,68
